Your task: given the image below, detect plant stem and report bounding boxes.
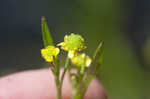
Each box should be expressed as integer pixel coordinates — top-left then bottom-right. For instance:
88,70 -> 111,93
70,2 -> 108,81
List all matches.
61,56 -> 70,85
52,58 -> 62,99
55,75 -> 62,99
72,87 -> 83,99
71,67 -> 85,99
68,69 -> 83,99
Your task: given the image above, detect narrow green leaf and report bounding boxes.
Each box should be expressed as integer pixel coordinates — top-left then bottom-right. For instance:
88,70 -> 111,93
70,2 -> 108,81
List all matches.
93,41 -> 104,66
41,16 -> 54,47
80,42 -> 104,96
87,41 -> 104,75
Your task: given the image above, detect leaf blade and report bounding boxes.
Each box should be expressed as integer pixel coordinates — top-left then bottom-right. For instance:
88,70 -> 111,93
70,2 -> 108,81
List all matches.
93,41 -> 104,66
82,42 -> 104,94
41,16 -> 54,47
87,41 -> 104,75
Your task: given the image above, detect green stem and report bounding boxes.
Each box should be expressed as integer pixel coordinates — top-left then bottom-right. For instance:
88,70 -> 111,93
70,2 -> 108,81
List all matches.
72,86 -> 83,99
68,69 -> 84,99
52,58 -> 62,99
71,67 -> 86,99
61,56 -> 70,85
50,67 -> 62,99
55,76 -> 61,99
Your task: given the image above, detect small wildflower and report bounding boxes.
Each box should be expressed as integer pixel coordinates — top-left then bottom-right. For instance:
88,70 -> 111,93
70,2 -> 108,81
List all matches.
41,46 -> 60,62
71,53 -> 92,67
58,33 -> 86,58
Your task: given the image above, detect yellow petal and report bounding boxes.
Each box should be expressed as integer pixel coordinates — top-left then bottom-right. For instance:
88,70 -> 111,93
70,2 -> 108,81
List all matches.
41,49 -> 47,56
55,48 -> 60,56
81,53 -> 86,58
85,57 -> 92,67
57,42 -> 65,46
45,56 -> 53,62
64,35 -> 68,41
68,50 -> 75,58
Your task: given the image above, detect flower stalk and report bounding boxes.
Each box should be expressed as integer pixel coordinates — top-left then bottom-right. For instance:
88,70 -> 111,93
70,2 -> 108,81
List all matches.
55,73 -> 61,99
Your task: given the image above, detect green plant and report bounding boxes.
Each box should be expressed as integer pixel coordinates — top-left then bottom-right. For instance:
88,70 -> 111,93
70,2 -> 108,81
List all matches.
41,16 -> 104,99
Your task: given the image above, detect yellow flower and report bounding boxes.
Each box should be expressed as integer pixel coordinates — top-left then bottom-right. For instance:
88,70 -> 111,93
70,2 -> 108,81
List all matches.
41,46 -> 60,62
71,53 -> 92,67
58,33 -> 86,58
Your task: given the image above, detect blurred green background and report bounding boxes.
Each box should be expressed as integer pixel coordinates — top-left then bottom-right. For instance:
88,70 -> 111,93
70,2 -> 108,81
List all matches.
0,0 -> 150,99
